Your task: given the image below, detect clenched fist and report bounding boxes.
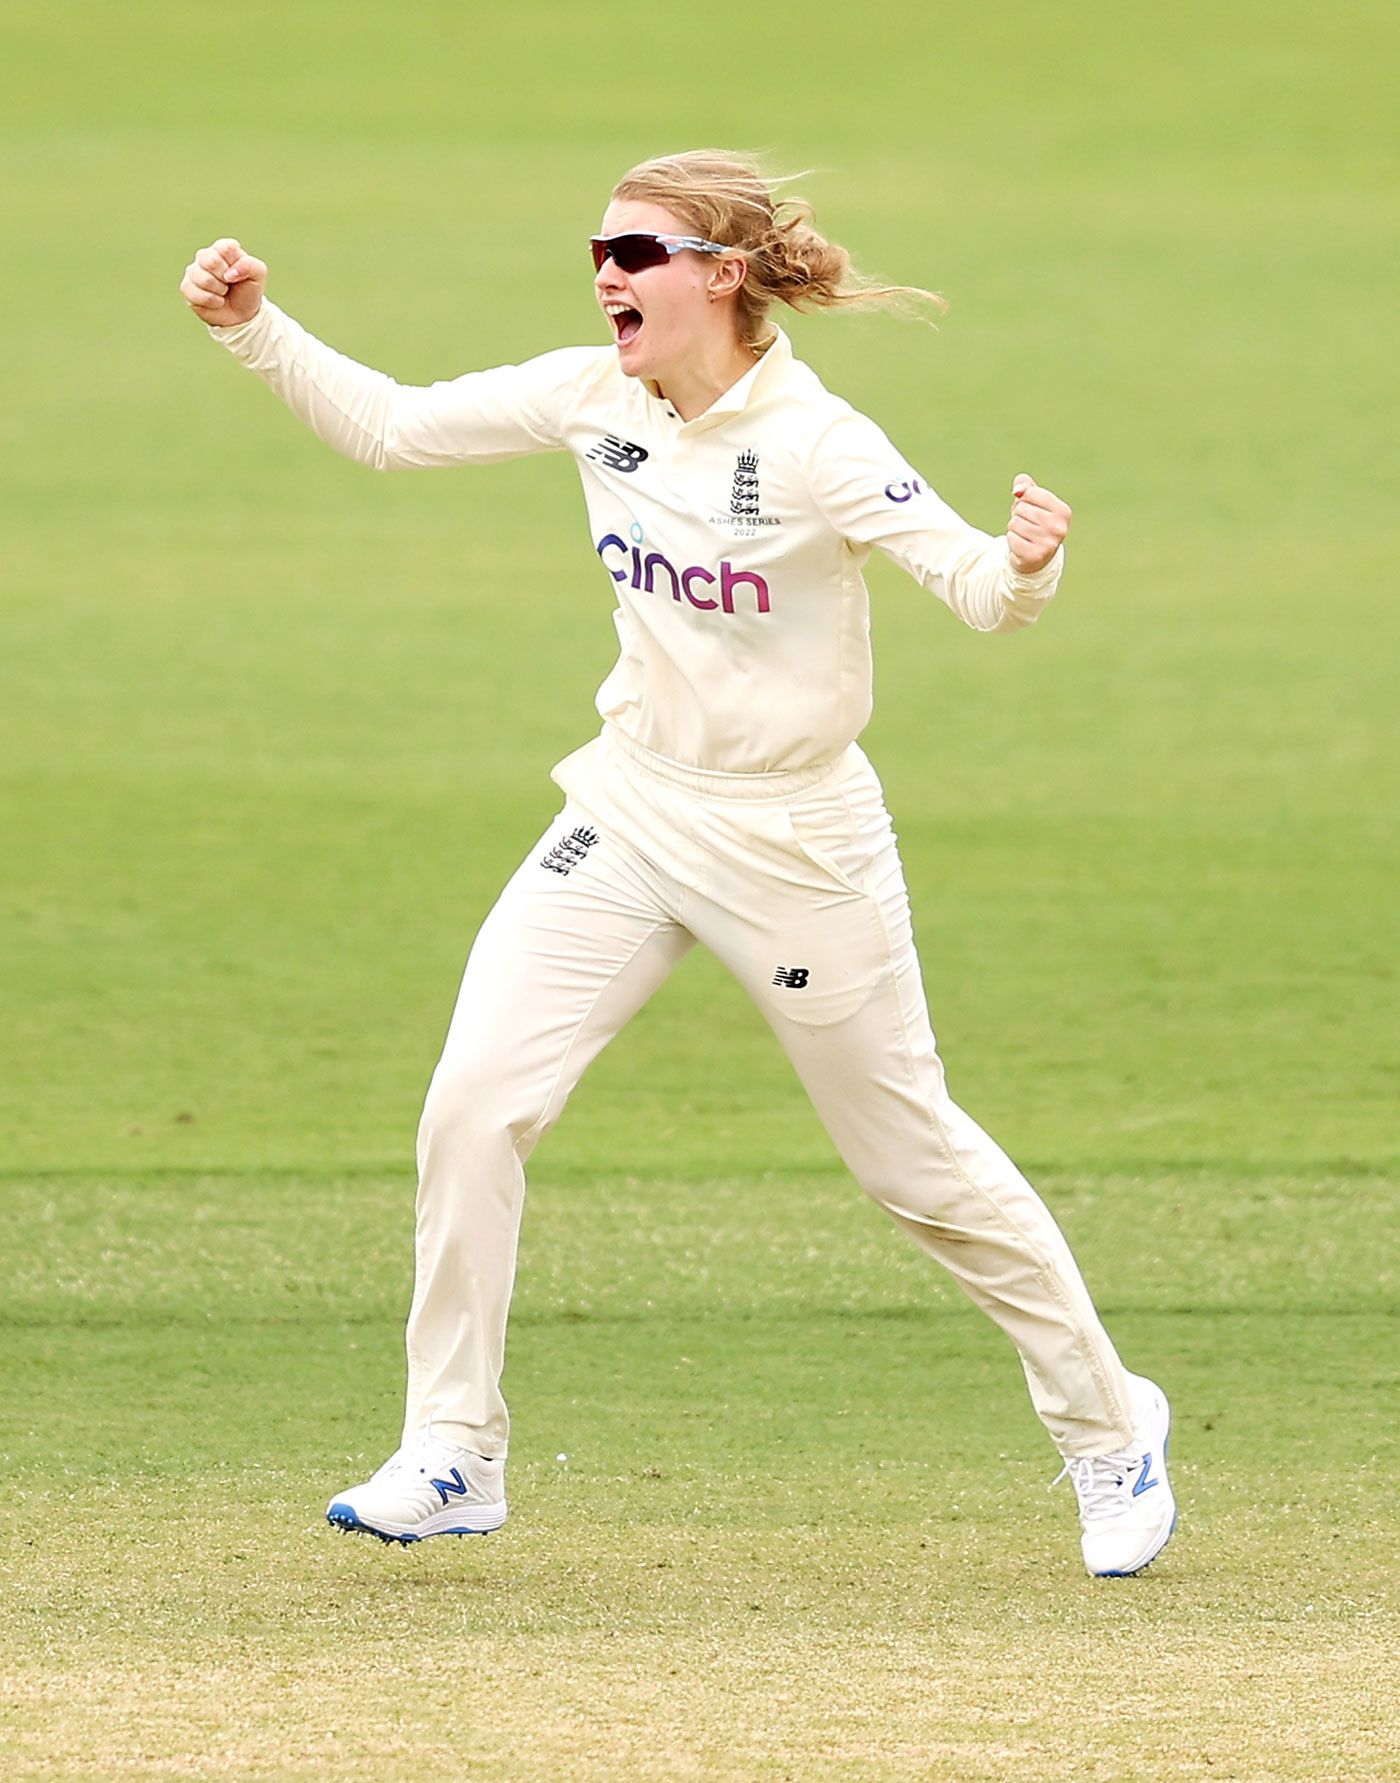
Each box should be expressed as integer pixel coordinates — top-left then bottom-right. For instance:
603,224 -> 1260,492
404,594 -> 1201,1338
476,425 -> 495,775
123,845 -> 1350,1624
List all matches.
178,238 -> 267,328
1006,473 -> 1072,576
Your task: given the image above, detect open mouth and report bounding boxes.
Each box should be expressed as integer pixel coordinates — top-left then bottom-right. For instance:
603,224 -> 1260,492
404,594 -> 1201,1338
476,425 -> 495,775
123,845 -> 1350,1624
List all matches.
607,306 -> 643,346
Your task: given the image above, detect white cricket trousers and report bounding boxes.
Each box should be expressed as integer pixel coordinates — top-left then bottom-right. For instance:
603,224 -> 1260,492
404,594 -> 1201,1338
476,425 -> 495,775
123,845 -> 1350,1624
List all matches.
403,726 -> 1135,1461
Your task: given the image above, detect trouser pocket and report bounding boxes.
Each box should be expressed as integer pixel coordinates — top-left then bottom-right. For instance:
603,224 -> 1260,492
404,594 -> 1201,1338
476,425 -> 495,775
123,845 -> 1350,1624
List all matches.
696,770 -> 899,1030
784,755 -> 894,897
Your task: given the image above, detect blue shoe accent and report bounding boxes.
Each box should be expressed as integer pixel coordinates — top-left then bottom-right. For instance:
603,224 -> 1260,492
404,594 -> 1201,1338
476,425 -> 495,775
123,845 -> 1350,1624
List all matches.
1096,1510 -> 1178,1577
327,1502 -> 417,1546
325,1500 -> 498,1545
430,1467 -> 471,1506
1131,1451 -> 1161,1496
1081,1381 -> 1177,1576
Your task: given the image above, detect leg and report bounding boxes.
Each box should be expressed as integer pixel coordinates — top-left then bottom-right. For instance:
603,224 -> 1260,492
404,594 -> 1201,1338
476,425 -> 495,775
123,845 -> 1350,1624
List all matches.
403,803 -> 692,1455
690,760 -> 1134,1457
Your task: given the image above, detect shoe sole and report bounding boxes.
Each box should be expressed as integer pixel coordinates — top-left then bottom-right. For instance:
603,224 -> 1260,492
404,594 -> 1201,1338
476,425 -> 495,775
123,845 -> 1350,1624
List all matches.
1090,1385 -> 1176,1578
1094,1507 -> 1177,1577
326,1500 -> 508,1545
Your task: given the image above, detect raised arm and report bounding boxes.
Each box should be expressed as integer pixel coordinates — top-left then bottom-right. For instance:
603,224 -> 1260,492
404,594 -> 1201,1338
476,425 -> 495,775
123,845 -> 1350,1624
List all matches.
179,237 -> 597,471
805,409 -> 1070,632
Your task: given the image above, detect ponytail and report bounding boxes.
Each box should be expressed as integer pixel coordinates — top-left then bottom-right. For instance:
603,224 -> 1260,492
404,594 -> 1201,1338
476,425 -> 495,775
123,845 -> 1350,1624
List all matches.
610,149 -> 947,344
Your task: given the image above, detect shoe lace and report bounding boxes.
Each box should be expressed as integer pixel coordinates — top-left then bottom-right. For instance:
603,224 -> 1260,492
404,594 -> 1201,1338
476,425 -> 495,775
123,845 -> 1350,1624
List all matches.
377,1430 -> 466,1483
1049,1450 -> 1134,1519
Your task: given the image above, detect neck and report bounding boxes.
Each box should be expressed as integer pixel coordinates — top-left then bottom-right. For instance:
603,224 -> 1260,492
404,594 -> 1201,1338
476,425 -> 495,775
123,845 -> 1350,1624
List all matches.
654,331 -> 759,422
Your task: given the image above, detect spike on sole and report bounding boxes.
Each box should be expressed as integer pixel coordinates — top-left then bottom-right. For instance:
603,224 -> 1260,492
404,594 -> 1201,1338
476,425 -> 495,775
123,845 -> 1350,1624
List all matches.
326,1504 -> 496,1545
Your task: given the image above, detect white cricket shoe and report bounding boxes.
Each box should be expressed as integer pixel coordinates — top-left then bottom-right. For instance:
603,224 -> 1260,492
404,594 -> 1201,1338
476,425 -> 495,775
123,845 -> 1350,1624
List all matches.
326,1428 -> 507,1545
1053,1373 -> 1176,1577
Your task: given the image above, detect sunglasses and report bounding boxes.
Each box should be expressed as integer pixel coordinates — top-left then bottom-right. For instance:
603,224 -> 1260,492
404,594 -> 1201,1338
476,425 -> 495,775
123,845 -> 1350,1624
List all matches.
589,232 -> 730,274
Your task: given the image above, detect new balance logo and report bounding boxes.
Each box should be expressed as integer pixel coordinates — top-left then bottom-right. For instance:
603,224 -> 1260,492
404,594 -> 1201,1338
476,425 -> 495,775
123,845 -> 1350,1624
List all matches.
1131,1452 -> 1161,1497
587,435 -> 649,473
772,966 -> 810,989
430,1468 -> 471,1506
540,826 -> 600,875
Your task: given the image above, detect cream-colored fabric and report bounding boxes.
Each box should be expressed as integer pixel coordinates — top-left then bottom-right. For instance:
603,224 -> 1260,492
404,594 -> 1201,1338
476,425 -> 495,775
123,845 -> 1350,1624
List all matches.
404,730 -> 1133,1461
209,302 -> 1062,774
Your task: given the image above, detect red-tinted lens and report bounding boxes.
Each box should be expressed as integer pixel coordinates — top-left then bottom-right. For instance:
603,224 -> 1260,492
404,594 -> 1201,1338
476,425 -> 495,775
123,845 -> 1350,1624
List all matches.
590,234 -> 670,275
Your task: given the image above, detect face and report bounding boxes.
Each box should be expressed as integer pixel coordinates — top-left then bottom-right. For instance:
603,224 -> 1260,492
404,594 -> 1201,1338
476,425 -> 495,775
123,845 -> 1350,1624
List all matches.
593,198 -> 745,383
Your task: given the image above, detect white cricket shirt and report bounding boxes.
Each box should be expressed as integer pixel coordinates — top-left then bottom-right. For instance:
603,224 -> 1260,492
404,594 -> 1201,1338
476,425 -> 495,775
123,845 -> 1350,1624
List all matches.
208,301 -> 1063,773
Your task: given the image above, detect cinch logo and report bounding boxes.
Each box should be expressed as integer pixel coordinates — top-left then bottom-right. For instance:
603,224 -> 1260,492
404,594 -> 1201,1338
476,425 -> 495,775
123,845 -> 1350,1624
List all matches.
884,477 -> 927,503
587,436 -> 649,473
596,534 -> 771,616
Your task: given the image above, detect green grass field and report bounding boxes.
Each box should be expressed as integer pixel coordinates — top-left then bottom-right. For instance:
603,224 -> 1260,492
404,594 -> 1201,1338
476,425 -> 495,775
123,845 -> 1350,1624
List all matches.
3,1 -> 1397,1776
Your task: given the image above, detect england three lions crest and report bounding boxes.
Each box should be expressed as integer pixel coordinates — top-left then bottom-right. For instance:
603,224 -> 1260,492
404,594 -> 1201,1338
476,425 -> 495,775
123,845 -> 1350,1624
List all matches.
731,448 -> 760,518
709,447 -> 782,537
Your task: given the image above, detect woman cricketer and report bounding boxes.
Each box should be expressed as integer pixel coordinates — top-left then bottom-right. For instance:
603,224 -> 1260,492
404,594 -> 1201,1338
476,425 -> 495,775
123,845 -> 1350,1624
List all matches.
180,149 -> 1176,1575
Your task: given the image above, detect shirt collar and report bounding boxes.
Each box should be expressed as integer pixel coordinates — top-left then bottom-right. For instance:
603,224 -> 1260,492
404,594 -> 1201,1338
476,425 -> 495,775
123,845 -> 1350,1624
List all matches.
645,326 -> 793,431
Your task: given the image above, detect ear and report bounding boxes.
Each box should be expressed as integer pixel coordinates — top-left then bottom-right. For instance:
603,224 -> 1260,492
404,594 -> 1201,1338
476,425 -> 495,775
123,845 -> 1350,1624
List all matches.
707,253 -> 748,301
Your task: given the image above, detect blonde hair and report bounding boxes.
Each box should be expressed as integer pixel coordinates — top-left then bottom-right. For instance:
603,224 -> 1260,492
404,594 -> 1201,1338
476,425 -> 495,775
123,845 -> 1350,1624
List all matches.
610,148 -> 947,346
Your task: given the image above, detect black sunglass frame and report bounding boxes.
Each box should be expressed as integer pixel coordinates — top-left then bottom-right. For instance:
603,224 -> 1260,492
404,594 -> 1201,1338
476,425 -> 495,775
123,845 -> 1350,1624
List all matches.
589,232 -> 730,274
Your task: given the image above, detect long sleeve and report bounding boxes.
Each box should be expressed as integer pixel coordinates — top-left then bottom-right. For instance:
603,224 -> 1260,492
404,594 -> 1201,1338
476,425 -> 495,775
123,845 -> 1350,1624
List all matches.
804,408 -> 1063,632
206,299 -> 604,470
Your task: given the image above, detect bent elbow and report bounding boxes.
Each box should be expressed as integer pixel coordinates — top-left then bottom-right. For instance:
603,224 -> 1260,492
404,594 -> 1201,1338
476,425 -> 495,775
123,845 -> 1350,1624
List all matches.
990,603 -> 1038,634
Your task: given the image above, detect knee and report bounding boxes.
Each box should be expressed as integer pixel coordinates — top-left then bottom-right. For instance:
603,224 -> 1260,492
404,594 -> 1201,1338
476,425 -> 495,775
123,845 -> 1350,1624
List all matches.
416,1053 -> 549,1167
